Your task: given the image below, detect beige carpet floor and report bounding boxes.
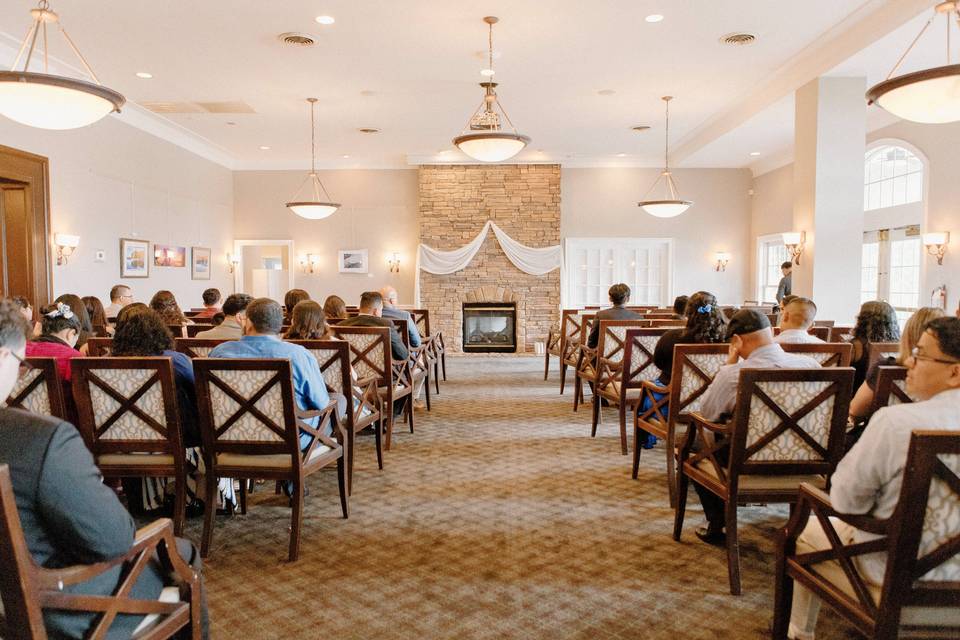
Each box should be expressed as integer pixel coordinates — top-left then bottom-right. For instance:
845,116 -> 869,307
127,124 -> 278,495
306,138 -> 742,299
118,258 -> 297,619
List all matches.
188,355 -> 859,639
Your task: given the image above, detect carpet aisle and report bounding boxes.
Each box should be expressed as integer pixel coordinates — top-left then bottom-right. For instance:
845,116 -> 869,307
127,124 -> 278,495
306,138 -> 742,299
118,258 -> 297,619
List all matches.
193,356 -> 856,639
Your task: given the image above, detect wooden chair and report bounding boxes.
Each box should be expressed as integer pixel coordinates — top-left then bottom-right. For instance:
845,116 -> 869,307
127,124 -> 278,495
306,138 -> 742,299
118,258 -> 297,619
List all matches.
871,366 -> 911,414
183,324 -> 214,338
174,338 -> 228,359
829,326 -> 855,342
633,344 -> 730,506
0,466 -> 201,640
588,325 -> 665,455
544,309 -> 577,381
70,357 -> 189,535
331,326 -> 413,450
642,313 -> 679,321
647,319 -> 684,328
782,342 -> 853,368
166,325 -> 188,339
3,358 -> 66,420
560,313 -> 594,395
85,337 -> 113,357
193,358 -> 347,561
409,309 -> 441,394
773,431 -> 960,639
773,326 -> 831,341
674,367 -> 854,594
813,320 -> 835,328
292,340 -> 382,493
868,342 -> 901,371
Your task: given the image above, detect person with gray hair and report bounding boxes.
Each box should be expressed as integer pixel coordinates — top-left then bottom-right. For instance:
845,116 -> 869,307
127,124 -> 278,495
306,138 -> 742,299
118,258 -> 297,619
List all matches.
0,299 -> 210,637
379,286 -> 421,348
339,291 -> 409,361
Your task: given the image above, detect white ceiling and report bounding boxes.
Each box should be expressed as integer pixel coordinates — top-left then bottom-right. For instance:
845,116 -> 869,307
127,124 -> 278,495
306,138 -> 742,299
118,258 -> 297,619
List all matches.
0,0 -> 941,170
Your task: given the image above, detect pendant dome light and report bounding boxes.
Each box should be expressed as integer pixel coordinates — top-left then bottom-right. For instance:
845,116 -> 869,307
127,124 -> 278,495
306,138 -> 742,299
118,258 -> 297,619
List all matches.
638,96 -> 692,218
0,0 -> 124,130
285,98 -> 341,220
866,1 -> 960,124
452,16 -> 531,162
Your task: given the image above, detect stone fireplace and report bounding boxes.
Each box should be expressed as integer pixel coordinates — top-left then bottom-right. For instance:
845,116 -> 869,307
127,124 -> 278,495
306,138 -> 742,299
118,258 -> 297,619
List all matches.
418,165 -> 561,354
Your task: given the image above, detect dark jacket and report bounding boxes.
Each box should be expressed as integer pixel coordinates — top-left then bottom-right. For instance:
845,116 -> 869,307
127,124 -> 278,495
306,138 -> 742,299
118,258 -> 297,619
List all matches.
0,409 -> 165,638
587,306 -> 643,349
381,307 -> 421,348
653,328 -> 687,385
339,314 -> 409,361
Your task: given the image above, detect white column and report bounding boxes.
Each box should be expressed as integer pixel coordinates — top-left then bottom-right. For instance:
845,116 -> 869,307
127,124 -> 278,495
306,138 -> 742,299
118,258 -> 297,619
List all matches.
792,77 -> 866,324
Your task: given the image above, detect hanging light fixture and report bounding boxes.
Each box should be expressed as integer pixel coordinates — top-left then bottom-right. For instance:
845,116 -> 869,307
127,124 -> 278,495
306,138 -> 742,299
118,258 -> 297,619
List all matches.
0,0 -> 124,130
285,98 -> 341,220
452,16 -> 531,162
867,1 -> 960,124
638,96 -> 692,218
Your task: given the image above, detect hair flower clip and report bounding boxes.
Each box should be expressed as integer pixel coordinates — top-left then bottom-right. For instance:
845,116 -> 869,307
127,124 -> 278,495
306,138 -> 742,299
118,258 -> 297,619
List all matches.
697,304 -> 713,314
45,302 -> 75,320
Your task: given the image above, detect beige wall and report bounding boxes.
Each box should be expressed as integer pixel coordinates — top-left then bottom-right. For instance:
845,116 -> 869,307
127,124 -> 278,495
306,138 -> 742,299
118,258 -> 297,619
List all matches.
233,170 -> 418,307
0,117 -> 234,309
561,167 -> 753,305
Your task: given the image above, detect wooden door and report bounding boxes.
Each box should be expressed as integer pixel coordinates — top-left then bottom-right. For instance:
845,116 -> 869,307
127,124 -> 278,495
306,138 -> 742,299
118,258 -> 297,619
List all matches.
0,145 -> 51,306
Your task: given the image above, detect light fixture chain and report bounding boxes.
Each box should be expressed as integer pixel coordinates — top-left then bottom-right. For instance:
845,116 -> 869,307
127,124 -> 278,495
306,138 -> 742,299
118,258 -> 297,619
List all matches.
11,20 -> 37,71
488,20 -> 494,73
949,7 -> 953,65
496,97 -> 519,133
22,15 -> 42,73
664,98 -> 670,171
42,15 -> 48,73
310,99 -> 316,174
886,14 -> 935,80
59,24 -> 102,84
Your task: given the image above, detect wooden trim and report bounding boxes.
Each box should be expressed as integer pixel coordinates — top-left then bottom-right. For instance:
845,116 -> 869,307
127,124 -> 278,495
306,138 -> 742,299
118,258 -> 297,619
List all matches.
0,143 -> 51,307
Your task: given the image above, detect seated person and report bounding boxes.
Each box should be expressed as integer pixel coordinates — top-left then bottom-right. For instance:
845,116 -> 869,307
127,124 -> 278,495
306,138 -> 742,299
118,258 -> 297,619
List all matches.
338,291 -> 409,362
380,286 -> 421,347
323,295 -> 348,320
0,299 -> 210,638
670,294 -> 689,321
786,317 -> 960,640
774,297 -> 823,344
587,283 -> 643,349
693,309 -> 821,545
194,288 -> 222,319
104,283 -> 134,319
848,306 -> 945,421
283,288 -> 310,322
54,294 -> 94,354
82,295 -> 114,336
849,300 -> 901,390
11,294 -> 40,337
25,302 -> 82,382
284,300 -> 336,340
195,293 -> 252,340
150,290 -> 194,338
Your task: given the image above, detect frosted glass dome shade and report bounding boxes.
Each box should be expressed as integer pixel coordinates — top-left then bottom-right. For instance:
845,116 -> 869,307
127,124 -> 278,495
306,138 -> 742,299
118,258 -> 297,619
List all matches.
638,200 -> 692,218
286,202 -> 341,220
453,132 -> 530,162
867,64 -> 960,124
0,72 -> 123,130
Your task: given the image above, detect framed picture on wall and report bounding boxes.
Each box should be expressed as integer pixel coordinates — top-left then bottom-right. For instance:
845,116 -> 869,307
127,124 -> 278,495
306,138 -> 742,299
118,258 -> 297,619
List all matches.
191,247 -> 212,280
154,244 -> 187,267
119,238 -> 150,278
338,249 -> 368,273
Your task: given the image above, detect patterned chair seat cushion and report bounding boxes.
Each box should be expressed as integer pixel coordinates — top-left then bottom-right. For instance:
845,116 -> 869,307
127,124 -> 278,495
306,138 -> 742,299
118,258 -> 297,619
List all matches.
602,382 -> 642,402
216,445 -> 331,469
693,460 -> 826,492
97,453 -> 176,467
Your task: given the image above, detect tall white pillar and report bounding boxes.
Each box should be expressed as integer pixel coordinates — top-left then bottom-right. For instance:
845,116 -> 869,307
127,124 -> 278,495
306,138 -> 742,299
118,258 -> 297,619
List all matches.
792,77 -> 866,324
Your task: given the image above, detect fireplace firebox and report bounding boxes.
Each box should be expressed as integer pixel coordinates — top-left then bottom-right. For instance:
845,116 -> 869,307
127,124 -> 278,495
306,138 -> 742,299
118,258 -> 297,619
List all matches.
462,302 -> 517,353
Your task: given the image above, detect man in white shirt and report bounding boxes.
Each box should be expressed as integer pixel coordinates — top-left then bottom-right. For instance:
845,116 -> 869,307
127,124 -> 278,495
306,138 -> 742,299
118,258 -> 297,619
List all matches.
787,317 -> 960,640
775,297 -> 824,345
694,309 -> 821,544
103,284 -> 133,319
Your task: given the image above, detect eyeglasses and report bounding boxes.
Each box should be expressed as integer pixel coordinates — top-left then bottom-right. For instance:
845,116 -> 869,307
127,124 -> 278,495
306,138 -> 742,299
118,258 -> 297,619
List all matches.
910,347 -> 960,366
9,351 -> 33,375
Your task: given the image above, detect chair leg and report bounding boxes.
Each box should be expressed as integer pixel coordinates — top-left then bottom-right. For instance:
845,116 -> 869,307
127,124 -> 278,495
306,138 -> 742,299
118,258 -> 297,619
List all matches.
632,423 -> 642,480
573,376 -> 581,412
374,419 -> 384,470
346,426 -> 355,496
672,467 -> 689,541
200,472 -> 218,558
384,399 -> 394,451
543,352 -> 550,380
590,394 -> 600,437
725,504 -> 742,595
560,363 -> 568,394
407,396 -> 415,434
424,375 -> 431,411
666,432 -> 678,509
434,363 -> 440,394
337,455 -> 349,519
288,478 -> 303,562
618,403 -> 627,456
173,474 -> 186,536
238,479 -> 247,515
441,351 -> 447,381
772,539 -> 794,639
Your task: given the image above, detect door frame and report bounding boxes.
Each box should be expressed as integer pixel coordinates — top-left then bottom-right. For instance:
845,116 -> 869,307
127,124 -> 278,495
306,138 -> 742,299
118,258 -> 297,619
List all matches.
0,144 -> 51,306
232,239 -> 296,296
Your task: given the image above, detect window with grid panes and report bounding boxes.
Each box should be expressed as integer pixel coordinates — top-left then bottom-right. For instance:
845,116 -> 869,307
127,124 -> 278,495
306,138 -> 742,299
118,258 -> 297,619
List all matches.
864,145 -> 923,211
757,238 -> 789,303
566,238 -> 672,308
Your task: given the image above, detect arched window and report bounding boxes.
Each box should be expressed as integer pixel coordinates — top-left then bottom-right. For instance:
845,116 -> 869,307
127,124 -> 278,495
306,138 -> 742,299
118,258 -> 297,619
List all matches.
863,145 -> 923,211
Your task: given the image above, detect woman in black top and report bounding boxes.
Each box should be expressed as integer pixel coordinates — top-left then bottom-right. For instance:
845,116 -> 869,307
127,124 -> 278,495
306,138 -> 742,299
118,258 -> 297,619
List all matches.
848,300 -> 900,391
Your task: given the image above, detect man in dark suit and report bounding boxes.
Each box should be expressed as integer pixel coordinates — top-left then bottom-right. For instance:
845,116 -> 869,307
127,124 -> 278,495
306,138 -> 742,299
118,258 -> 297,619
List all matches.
339,291 -> 409,362
587,283 -> 643,348
0,299 -> 208,638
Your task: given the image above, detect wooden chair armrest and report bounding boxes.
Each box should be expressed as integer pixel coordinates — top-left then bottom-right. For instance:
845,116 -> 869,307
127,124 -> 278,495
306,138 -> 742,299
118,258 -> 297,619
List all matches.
640,380 -> 669,394
297,400 -> 343,448
793,484 -> 889,536
689,412 -> 730,435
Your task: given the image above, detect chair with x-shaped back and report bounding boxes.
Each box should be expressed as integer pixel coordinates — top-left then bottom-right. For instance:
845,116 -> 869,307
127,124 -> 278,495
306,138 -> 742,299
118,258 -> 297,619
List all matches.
561,312 -> 595,395
84,337 -> 113,357
70,357 -> 188,535
3,358 -> 66,420
545,309 -> 577,381
871,365 -> 912,416
174,338 -> 229,359
781,342 -> 853,368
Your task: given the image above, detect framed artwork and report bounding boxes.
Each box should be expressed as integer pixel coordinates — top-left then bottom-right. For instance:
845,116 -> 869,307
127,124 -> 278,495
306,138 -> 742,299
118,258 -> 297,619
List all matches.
191,246 -> 212,280
338,249 -> 368,274
119,238 -> 150,278
154,244 -> 187,267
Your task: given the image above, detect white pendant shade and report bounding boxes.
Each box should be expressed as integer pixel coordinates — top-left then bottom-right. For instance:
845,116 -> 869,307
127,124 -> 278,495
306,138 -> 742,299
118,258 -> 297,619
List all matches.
286,98 -> 341,220
286,202 -> 340,220
640,201 -> 692,218
0,73 -> 122,130
637,97 -> 694,218
453,132 -> 530,162
867,64 -> 960,124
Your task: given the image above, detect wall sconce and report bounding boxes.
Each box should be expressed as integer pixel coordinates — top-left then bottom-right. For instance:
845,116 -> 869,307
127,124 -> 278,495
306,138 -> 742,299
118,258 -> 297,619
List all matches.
782,231 -> 806,265
300,254 -> 320,274
714,251 -> 730,272
53,233 -> 80,265
387,252 -> 401,273
227,252 -> 240,274
923,231 -> 949,265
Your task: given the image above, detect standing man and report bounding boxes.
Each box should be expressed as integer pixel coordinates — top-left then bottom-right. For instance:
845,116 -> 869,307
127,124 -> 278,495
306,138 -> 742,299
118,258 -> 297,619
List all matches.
379,286 -> 421,348
104,284 -> 133,319
775,261 -> 793,307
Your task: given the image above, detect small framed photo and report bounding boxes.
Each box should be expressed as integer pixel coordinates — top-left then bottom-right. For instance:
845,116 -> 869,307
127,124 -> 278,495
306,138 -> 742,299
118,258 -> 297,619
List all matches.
338,249 -> 368,274
120,238 -> 150,278
154,244 -> 187,268
191,246 -> 212,280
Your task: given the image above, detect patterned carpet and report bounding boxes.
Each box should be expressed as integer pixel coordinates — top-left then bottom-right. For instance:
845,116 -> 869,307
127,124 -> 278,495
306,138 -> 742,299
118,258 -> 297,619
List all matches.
187,356 -> 859,639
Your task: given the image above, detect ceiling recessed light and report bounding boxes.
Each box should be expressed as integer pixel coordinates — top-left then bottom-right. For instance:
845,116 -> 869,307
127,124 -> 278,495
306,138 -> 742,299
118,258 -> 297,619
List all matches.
359,90 -> 376,97
358,127 -> 380,134
749,151 -> 761,156
315,15 -> 335,25
632,125 -> 651,132
598,89 -> 616,96
226,121 -> 236,126
616,153 -> 627,157
341,154 -> 350,159
645,14 -> 664,23
135,71 -> 153,79
259,145 -> 271,150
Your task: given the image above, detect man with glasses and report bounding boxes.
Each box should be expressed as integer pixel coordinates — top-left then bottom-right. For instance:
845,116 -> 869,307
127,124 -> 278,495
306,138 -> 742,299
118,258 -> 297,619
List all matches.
786,317 -> 960,640
104,284 -> 134,319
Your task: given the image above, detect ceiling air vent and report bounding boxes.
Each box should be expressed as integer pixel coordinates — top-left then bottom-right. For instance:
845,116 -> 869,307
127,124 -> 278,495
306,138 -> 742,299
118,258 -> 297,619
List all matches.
720,32 -> 757,46
358,127 -> 380,134
278,32 -> 317,47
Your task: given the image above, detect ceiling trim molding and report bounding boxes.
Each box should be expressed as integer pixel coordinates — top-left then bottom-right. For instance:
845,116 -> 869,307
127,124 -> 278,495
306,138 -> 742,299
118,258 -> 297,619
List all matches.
671,0 -> 932,164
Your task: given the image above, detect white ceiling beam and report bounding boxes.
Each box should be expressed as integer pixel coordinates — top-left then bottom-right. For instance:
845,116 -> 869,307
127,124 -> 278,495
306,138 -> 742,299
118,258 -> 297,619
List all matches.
671,0 -> 932,164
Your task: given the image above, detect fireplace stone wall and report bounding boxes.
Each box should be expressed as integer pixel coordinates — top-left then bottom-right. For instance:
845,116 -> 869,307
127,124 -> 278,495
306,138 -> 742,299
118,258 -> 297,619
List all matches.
418,164 -> 561,353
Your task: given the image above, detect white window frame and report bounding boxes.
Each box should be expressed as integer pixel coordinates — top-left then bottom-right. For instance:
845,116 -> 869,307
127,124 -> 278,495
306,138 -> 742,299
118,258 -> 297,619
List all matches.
756,233 -> 789,304
564,237 -> 674,308
860,226 -> 922,321
863,143 -> 924,212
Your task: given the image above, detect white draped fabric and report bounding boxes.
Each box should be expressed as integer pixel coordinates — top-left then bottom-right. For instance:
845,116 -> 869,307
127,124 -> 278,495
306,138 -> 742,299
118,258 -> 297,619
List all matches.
414,221 -> 563,306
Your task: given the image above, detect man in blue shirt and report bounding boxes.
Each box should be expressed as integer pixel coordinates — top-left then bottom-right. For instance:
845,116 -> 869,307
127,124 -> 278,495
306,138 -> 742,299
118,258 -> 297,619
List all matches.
209,298 -> 344,444
379,286 -> 421,348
